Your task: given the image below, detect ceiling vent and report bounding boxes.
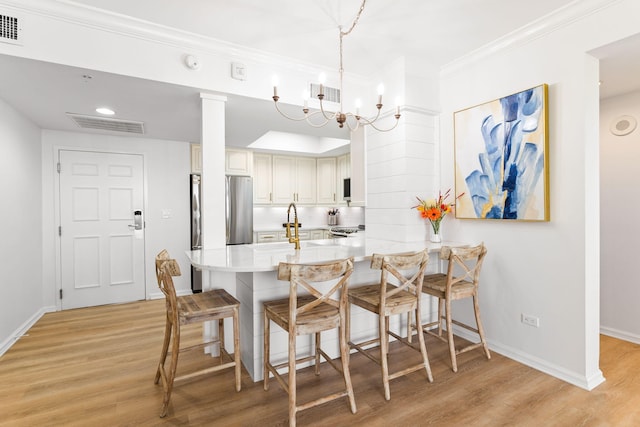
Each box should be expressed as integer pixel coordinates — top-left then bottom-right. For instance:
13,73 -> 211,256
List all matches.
310,83 -> 340,104
0,13 -> 22,45
67,113 -> 145,134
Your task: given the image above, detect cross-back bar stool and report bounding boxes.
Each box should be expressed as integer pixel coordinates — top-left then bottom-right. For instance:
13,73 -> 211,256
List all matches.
419,243 -> 490,372
347,249 -> 433,401
154,250 -> 241,417
263,258 -> 357,427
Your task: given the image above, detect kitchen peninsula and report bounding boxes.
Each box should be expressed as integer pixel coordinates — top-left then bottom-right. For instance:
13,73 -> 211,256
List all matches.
185,236 -> 450,381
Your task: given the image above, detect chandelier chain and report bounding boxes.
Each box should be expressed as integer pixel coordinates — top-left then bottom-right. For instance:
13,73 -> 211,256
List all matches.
338,0 -> 366,114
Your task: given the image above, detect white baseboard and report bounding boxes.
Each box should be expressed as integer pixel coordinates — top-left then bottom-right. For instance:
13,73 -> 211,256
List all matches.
148,289 -> 192,300
0,305 -> 57,357
600,326 -> 640,345
453,326 -> 605,391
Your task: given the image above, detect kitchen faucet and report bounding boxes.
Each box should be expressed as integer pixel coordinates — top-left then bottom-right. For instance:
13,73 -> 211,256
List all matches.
286,202 -> 301,250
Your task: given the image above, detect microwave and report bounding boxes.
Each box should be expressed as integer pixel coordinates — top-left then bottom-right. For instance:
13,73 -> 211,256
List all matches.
343,178 -> 351,201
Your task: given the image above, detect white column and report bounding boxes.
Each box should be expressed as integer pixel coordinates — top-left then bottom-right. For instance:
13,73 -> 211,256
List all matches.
200,93 -> 227,249
200,93 -> 230,355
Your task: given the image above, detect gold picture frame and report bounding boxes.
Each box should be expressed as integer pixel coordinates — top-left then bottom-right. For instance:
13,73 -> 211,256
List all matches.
454,84 -> 549,221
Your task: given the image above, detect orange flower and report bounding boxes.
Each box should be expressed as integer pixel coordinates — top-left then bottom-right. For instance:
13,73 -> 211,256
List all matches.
425,207 -> 441,221
412,190 -> 464,234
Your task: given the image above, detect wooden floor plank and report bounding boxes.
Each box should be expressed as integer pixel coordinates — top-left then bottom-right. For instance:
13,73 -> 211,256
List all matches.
1,299 -> 639,426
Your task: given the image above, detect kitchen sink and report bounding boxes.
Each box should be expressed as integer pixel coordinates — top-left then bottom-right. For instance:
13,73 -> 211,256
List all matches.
305,240 -> 342,247
251,240 -> 344,251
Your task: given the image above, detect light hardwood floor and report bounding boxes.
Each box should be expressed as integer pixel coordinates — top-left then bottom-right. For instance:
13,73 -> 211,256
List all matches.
2,299 -> 640,426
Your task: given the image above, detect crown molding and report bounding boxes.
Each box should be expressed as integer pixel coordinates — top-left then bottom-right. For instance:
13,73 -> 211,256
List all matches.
441,0 -> 622,77
0,0 -> 343,77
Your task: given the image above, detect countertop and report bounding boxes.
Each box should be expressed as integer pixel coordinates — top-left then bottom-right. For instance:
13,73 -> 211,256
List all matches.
186,235 -> 459,272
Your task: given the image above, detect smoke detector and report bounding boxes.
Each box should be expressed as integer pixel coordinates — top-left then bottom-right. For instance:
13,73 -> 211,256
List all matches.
610,115 -> 637,136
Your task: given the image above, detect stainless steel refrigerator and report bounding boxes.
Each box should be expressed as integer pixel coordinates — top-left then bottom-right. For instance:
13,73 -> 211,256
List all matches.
225,175 -> 253,245
190,174 -> 253,293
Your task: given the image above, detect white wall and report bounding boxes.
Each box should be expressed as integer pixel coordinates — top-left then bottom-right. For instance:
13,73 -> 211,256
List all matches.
0,97 -> 43,354
439,0 -> 640,389
600,90 -> 640,343
41,131 -> 192,305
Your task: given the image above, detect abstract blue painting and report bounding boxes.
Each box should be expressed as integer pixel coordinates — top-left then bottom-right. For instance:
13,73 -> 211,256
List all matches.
454,84 -> 549,221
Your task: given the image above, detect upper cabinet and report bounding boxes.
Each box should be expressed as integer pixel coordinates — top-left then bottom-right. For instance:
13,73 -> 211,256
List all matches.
317,157 -> 337,205
272,156 -> 316,205
192,145 -> 357,207
254,153 -> 350,206
253,153 -> 273,204
225,148 -> 253,176
190,146 -> 253,177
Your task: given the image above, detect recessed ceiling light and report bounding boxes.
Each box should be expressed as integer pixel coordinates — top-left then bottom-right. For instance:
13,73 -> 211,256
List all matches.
96,107 -> 115,115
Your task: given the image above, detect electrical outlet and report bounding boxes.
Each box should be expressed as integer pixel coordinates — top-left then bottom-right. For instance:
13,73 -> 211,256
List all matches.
521,313 -> 540,328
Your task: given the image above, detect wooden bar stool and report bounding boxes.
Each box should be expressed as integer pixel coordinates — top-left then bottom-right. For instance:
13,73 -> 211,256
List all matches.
420,243 -> 490,372
263,258 -> 357,427
154,251 -> 241,417
347,250 -> 433,401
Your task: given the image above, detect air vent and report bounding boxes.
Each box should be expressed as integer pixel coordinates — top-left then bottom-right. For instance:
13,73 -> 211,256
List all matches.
67,113 -> 145,134
0,13 -> 22,45
310,83 -> 340,104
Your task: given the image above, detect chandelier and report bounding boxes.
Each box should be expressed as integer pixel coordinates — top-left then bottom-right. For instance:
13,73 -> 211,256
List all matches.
272,0 -> 401,132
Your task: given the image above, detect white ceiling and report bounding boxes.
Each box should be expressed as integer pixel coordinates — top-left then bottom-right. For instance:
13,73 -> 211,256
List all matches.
1,0 -> 638,149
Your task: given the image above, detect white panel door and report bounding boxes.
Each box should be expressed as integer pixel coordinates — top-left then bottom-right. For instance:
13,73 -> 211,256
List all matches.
59,150 -> 145,309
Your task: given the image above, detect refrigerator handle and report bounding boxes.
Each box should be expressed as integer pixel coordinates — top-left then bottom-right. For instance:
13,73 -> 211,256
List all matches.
225,176 -> 230,244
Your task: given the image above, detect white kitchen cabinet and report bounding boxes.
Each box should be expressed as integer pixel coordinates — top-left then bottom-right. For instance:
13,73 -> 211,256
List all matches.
256,231 -> 279,243
317,157 -> 337,205
191,145 -> 253,176
295,157 -> 317,204
190,144 -> 202,174
256,228 -> 324,243
336,153 -> 350,206
225,148 -> 252,176
272,156 -> 316,205
253,153 -> 273,204
272,156 -> 296,204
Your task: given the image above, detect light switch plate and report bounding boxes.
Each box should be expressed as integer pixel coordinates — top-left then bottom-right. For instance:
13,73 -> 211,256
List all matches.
231,62 -> 247,81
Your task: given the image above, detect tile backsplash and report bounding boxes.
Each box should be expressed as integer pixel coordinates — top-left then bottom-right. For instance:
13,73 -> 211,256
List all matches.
254,206 -> 364,230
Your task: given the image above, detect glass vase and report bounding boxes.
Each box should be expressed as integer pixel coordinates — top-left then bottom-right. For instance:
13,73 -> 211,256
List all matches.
429,221 -> 441,243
